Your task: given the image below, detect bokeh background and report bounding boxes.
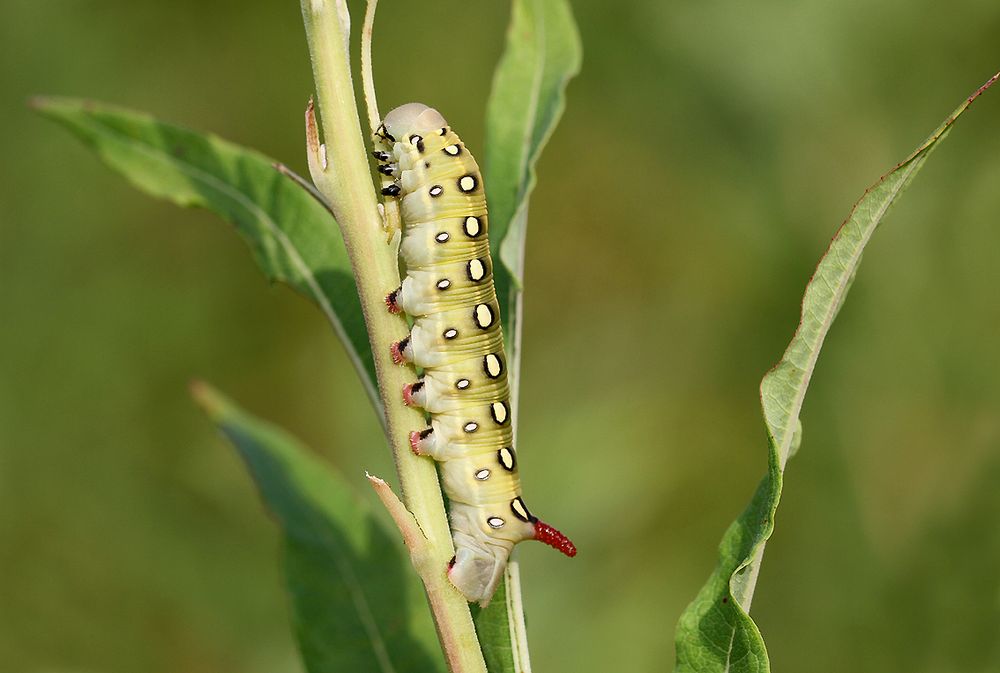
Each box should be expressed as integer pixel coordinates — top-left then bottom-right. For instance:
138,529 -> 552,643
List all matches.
2,1 -> 999,671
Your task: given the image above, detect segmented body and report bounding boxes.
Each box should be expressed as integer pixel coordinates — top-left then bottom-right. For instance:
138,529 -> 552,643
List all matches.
376,103 -> 574,606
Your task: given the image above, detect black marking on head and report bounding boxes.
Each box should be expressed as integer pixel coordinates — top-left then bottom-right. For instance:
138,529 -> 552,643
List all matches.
429,185 -> 444,198
490,401 -> 509,425
458,175 -> 478,193
497,447 -> 516,471
487,516 -> 505,529
435,232 -> 450,243
510,497 -> 535,523
443,328 -> 458,340
483,353 -> 504,379
381,184 -> 401,197
439,127 -> 448,136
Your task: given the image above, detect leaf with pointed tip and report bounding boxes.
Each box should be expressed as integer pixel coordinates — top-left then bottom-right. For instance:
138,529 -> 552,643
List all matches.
484,0 -> 581,357
476,1 -> 581,670
192,382 -> 442,673
674,74 -> 999,673
33,97 -> 380,421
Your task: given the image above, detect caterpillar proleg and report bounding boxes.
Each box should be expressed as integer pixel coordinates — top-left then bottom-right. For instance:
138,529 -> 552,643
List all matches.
375,103 -> 576,606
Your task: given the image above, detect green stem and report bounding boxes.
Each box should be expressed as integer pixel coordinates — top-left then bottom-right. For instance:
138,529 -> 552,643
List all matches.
298,2 -> 486,671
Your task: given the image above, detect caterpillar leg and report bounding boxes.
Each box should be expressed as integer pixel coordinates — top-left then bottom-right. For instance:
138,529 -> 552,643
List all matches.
409,427 -> 437,457
390,337 -> 412,365
385,288 -> 402,314
402,379 -> 425,407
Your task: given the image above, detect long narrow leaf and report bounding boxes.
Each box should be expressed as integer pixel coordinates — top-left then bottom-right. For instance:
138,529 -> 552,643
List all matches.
191,382 -> 442,673
674,74 -> 999,673
484,0 -> 582,364
33,98 -> 380,420
478,1 -> 581,670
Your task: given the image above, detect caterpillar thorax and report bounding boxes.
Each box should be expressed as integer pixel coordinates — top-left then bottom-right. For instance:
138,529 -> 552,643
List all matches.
376,103 -> 575,606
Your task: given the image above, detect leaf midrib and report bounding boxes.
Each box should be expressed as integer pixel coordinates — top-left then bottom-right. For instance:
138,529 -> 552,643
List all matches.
69,110 -> 382,416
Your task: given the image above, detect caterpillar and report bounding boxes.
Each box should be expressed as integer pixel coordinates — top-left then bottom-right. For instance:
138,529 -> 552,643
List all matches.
374,103 -> 576,606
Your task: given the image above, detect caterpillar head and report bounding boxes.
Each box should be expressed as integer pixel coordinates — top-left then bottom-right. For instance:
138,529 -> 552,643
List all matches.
381,103 -> 448,142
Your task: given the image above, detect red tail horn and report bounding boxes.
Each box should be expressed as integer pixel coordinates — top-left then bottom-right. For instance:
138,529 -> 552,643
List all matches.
533,520 -> 577,557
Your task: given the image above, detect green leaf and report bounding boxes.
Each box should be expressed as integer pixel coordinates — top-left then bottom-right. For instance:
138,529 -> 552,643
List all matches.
478,1 -> 581,669
33,97 -> 380,419
191,382 -> 442,673
484,0 -> 582,343
674,74 -> 999,673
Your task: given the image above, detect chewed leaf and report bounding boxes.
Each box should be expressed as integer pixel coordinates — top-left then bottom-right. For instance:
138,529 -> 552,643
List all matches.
674,73 -> 999,673
191,382 -> 442,673
33,98 -> 380,421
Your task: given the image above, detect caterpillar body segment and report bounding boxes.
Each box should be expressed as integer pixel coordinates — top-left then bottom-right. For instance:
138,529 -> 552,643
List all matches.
376,103 -> 575,606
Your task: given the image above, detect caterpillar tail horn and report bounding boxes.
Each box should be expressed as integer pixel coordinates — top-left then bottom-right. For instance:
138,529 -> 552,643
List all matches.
533,520 -> 577,557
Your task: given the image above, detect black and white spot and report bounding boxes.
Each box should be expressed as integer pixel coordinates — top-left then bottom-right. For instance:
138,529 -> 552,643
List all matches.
483,353 -> 503,379
458,175 -> 477,193
497,447 -> 516,471
473,304 -> 494,329
463,216 -> 482,238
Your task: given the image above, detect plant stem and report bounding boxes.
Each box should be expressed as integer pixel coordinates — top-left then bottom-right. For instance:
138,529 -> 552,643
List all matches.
298,2 -> 486,671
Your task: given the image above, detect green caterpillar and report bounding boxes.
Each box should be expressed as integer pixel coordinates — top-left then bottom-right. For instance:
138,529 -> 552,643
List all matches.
375,103 -> 575,606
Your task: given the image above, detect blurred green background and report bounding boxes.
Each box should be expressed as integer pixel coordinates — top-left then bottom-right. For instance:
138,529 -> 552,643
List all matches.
2,0 -> 999,671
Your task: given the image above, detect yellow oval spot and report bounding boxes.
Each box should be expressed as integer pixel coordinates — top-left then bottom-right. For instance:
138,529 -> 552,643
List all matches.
485,354 -> 502,378
468,259 -> 485,281
474,304 -> 493,328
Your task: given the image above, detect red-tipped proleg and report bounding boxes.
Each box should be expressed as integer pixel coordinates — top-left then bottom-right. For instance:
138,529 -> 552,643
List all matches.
533,520 -> 577,557
390,338 -> 409,365
385,289 -> 402,314
408,431 -> 424,455
402,380 -> 424,407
